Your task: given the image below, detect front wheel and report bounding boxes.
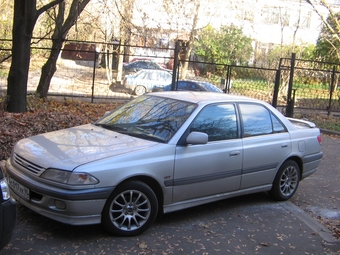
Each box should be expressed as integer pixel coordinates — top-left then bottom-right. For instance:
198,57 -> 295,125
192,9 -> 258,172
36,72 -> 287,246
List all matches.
102,181 -> 158,236
268,160 -> 300,201
134,85 -> 146,96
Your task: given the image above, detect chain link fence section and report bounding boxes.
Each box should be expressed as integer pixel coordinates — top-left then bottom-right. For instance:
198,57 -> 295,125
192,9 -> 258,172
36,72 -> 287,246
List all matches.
227,65 -> 278,104
279,57 -> 340,113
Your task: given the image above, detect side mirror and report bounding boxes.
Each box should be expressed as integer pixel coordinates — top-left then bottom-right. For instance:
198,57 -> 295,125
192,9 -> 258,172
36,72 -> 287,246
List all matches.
186,132 -> 208,145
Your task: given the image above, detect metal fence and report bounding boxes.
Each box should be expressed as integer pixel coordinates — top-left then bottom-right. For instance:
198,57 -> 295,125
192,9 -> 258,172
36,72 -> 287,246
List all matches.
279,56 -> 340,114
1,39 -> 340,115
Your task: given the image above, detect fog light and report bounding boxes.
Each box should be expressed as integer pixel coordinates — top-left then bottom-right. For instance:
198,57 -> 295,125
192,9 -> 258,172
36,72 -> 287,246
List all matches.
54,200 -> 66,210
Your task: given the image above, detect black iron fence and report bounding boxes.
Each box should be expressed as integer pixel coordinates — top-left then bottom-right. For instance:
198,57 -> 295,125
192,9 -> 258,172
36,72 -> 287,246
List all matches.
1,39 -> 340,115
279,56 -> 340,115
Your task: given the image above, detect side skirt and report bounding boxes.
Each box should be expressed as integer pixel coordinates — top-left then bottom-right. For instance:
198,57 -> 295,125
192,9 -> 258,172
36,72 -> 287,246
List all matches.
163,185 -> 272,214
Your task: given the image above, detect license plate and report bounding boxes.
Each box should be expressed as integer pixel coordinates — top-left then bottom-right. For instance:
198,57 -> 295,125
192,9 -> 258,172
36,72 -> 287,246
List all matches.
8,177 -> 30,200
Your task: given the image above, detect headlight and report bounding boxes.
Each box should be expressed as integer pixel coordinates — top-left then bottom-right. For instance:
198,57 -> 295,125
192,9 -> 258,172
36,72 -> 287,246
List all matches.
41,169 -> 99,185
1,178 -> 11,200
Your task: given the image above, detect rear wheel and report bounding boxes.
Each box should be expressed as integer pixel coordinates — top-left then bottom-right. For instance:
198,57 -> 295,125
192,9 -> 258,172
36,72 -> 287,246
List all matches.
102,181 -> 158,236
269,160 -> 300,201
134,85 -> 146,96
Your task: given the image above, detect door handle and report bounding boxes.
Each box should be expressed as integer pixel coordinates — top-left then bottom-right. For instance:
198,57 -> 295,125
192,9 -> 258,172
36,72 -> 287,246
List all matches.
230,151 -> 240,156
281,144 -> 288,148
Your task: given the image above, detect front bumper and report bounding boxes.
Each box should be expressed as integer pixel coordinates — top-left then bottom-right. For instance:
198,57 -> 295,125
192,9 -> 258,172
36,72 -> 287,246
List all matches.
5,159 -> 114,226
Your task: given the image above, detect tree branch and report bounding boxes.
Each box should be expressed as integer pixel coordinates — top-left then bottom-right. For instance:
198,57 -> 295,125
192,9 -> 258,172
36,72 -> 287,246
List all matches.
37,0 -> 64,17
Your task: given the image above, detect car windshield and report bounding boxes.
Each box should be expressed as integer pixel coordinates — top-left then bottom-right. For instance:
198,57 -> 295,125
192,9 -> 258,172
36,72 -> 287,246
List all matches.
95,95 -> 197,143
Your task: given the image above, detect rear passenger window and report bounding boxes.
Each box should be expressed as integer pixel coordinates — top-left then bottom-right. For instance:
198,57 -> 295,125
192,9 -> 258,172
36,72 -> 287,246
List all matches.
271,113 -> 286,133
190,104 -> 238,141
239,103 -> 285,137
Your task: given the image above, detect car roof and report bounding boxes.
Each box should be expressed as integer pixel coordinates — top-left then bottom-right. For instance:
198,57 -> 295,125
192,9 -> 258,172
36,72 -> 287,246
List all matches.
197,82 -> 222,92
150,91 -> 262,104
163,80 -> 221,90
126,60 -> 159,64
133,69 -> 171,75
137,69 -> 168,73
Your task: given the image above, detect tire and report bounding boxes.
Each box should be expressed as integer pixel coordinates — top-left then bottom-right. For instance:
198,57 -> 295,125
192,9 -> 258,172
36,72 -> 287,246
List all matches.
268,160 -> 300,201
134,85 -> 146,96
102,181 -> 158,236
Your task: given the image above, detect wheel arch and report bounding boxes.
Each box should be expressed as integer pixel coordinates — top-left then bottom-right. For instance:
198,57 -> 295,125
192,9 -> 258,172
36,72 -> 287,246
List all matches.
283,156 -> 303,179
115,175 -> 164,214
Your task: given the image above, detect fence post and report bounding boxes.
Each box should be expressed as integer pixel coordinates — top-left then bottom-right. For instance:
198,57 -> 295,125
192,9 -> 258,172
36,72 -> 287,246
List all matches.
171,40 -> 181,91
286,53 -> 296,117
225,66 -> 232,93
328,66 -> 336,116
91,51 -> 97,103
272,69 -> 281,108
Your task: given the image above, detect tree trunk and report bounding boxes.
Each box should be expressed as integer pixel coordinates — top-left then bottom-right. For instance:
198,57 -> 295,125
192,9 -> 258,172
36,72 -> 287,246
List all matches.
7,0 -> 37,112
7,0 -> 64,112
179,0 -> 200,80
36,40 -> 63,98
36,0 -> 91,98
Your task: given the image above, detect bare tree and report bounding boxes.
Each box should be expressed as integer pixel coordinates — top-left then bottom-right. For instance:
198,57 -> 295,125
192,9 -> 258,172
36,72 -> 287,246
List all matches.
305,0 -> 340,37
161,0 -> 204,79
36,0 -> 91,98
94,0 -> 136,85
179,1 -> 200,79
7,0 -> 63,113
116,0 -> 135,84
305,0 -> 340,61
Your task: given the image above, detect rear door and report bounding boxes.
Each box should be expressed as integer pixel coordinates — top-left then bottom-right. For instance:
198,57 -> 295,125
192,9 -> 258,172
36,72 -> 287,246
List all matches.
173,103 -> 243,202
238,103 -> 291,189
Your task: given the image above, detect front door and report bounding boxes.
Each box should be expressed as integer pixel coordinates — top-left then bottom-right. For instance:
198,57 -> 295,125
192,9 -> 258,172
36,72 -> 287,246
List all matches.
172,103 -> 243,202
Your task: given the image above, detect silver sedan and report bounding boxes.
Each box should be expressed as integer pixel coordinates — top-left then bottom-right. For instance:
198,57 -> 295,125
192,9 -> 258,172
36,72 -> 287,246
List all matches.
5,92 -> 323,236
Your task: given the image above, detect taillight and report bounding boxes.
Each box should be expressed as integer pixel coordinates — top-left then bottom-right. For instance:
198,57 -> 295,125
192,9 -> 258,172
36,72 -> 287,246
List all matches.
317,135 -> 322,144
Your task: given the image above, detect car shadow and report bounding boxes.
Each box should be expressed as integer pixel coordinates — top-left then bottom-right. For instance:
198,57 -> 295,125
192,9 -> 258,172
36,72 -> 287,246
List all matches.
155,192 -> 273,226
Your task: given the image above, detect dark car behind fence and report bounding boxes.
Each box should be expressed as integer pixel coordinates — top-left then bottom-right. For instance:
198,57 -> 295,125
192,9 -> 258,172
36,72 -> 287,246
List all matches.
1,39 -> 340,116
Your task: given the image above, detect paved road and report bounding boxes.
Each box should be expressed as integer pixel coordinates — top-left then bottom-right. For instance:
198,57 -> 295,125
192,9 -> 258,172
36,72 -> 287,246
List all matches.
1,135 -> 339,255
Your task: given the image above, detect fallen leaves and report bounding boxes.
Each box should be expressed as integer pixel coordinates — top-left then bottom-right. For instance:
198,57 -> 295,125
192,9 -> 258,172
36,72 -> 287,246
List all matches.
260,242 -> 270,247
319,218 -> 340,240
0,97 -> 120,161
137,241 -> 148,249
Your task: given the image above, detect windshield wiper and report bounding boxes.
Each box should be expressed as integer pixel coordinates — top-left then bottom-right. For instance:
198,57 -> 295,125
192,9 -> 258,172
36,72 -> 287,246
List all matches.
95,123 -> 127,132
96,123 -> 166,143
127,132 -> 166,143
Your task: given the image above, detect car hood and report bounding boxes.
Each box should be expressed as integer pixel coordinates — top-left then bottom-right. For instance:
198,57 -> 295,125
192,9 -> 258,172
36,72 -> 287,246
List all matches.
14,124 -> 158,171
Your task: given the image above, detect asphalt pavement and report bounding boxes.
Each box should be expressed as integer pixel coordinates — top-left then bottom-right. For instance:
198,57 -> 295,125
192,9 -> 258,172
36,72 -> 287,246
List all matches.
1,134 -> 339,255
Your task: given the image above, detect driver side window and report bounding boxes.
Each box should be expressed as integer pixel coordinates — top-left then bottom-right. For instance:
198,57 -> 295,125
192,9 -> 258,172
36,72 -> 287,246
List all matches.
190,104 -> 238,141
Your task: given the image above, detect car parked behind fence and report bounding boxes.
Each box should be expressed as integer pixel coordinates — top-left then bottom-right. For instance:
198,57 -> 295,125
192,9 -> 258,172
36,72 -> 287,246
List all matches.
123,60 -> 171,76
123,69 -> 173,95
153,80 -> 223,93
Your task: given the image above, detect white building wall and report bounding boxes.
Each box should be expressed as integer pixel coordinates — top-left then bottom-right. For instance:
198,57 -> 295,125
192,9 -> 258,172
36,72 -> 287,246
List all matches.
130,0 -> 332,46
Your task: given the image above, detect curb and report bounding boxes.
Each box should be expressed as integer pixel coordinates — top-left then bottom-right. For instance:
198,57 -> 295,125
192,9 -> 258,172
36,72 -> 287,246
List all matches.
321,128 -> 340,136
281,202 -> 339,243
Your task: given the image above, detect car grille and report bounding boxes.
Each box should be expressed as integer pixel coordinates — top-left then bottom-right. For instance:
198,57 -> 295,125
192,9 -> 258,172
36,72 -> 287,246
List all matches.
14,153 -> 45,175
